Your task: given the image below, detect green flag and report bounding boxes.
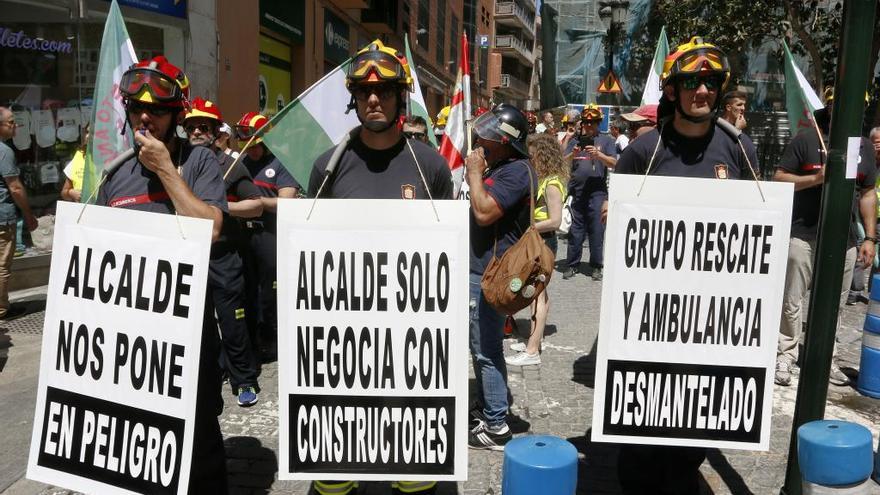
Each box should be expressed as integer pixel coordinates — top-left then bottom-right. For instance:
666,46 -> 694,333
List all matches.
641,26 -> 669,105
81,0 -> 137,203
260,60 -> 359,188
404,34 -> 437,146
782,40 -> 823,137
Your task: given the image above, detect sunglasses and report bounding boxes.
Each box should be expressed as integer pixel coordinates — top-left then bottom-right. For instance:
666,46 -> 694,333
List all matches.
185,123 -> 214,134
403,131 -> 426,140
127,101 -> 175,117
679,74 -> 724,91
351,84 -> 398,101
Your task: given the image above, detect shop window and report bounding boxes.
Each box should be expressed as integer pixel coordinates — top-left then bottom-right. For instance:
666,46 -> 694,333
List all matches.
0,1 -> 165,257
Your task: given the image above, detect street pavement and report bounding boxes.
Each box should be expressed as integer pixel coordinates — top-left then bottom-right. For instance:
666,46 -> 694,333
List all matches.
2,239 -> 880,494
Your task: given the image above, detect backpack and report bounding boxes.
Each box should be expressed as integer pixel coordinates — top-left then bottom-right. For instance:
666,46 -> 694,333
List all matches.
481,163 -> 556,314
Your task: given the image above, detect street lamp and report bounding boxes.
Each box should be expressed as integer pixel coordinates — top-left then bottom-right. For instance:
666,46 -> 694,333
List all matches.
598,0 -> 629,103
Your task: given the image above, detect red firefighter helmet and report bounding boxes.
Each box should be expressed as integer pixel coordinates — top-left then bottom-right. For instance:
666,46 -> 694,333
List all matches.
120,55 -> 190,108
235,112 -> 270,144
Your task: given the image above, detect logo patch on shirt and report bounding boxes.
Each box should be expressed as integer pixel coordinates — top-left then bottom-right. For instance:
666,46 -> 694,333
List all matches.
265,168 -> 276,178
401,184 -> 416,200
714,164 -> 729,179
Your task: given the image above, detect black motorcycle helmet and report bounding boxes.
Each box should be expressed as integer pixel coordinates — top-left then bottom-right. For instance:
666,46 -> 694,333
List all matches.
472,103 -> 529,157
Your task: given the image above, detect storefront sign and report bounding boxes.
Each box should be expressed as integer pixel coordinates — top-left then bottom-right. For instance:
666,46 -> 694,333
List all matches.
323,9 -> 350,65
27,202 -> 213,494
0,27 -> 72,54
260,0 -> 304,43
591,174 -> 792,451
277,200 -> 470,481
258,35 -> 292,116
107,0 -> 187,19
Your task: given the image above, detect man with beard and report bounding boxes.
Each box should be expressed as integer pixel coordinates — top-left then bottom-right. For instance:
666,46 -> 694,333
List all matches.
183,97 -> 263,407
97,55 -> 228,493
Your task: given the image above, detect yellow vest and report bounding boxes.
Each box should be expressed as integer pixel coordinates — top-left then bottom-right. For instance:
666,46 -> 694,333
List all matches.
534,175 -> 567,222
65,150 -> 85,191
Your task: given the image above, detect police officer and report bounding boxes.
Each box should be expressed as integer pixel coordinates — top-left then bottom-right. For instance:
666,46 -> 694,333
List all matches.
99,55 -> 228,493
611,36 -> 759,495
235,112 -> 301,361
308,39 -> 451,495
184,97 -> 263,406
561,104 -> 616,281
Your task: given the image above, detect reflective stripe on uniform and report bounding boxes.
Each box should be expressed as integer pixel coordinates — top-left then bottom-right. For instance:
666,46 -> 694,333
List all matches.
392,480 -> 437,493
313,480 -> 358,495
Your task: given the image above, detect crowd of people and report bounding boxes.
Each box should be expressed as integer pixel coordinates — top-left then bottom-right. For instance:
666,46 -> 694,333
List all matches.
2,30 -> 875,494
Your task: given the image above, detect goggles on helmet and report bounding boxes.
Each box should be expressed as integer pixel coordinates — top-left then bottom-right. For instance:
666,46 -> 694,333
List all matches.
668,47 -> 728,79
347,50 -> 407,84
120,68 -> 185,103
234,125 -> 259,140
473,111 -> 522,145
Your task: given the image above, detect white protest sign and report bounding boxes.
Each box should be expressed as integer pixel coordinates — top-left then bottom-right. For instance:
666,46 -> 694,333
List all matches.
277,199 -> 470,481
28,201 -> 212,494
592,175 -> 793,451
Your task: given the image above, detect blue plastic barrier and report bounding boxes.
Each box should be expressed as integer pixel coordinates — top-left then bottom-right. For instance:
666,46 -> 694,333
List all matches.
502,435 -> 577,495
859,276 -> 880,398
798,420 -> 873,486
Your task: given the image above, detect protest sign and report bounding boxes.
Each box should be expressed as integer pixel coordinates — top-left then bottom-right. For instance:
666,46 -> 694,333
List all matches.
277,199 -> 470,481
27,201 -> 213,494
592,175 -> 793,451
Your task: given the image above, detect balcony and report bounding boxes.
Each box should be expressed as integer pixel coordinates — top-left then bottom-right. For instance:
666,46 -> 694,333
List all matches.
495,2 -> 535,37
499,73 -> 530,96
494,34 -> 533,65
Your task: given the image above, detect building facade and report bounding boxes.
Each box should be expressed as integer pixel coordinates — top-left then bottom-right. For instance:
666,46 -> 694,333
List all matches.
490,0 -> 537,110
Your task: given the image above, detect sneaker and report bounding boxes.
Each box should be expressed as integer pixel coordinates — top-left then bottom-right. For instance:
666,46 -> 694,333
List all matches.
0,306 -> 27,320
237,386 -> 258,407
510,341 -> 544,352
775,359 -> 792,386
505,351 -> 541,366
846,293 -> 858,305
829,364 -> 850,386
468,422 -> 512,451
591,267 -> 603,281
562,267 -> 577,280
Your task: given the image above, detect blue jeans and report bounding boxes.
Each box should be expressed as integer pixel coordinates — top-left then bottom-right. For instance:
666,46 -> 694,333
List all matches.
565,189 -> 607,269
469,272 -> 508,428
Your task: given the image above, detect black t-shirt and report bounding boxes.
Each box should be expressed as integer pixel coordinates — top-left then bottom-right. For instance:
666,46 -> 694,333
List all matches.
469,157 -> 537,275
98,142 -> 227,214
243,151 -> 301,228
565,134 -> 617,195
777,131 -> 877,242
308,136 -> 453,200
616,123 -> 759,180
217,149 -> 260,246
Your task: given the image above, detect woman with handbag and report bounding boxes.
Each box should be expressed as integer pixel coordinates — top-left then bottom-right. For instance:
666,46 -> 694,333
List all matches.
506,133 -> 569,366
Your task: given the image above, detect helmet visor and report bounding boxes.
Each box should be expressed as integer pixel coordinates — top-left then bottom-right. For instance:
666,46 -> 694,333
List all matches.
673,48 -> 728,76
473,111 -> 523,144
120,68 -> 182,102
234,125 -> 258,140
348,51 -> 405,82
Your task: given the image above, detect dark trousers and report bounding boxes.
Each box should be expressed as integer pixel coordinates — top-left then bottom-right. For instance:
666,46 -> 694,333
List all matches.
244,228 -> 278,353
617,445 -> 706,495
209,251 -> 259,394
565,189 -> 607,269
189,306 -> 228,493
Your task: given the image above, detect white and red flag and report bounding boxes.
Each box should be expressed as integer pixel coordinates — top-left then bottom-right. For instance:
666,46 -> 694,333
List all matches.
440,33 -> 472,199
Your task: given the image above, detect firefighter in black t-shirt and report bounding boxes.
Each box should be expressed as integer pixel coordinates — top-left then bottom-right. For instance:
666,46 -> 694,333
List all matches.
101,55 -> 228,494
308,39 -> 450,495
773,88 -> 877,387
183,98 -> 263,407
612,37 -> 760,495
235,112 -> 301,361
